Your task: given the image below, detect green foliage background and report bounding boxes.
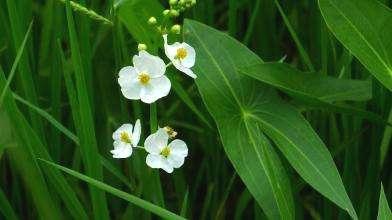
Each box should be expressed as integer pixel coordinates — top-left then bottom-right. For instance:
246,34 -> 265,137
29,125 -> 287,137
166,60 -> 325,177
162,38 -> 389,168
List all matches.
0,0 -> 392,219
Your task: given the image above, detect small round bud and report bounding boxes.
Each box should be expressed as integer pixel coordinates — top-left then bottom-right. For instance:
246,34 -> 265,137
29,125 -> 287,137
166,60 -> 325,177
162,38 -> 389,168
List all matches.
163,9 -> 170,16
171,24 -> 181,34
191,0 -> 196,5
169,0 -> 178,5
137,43 -> 147,51
179,0 -> 186,5
169,9 -> 179,17
148,17 -> 157,25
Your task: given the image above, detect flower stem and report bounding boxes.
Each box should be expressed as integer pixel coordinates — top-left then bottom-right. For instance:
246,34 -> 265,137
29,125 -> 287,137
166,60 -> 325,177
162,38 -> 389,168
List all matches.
165,62 -> 173,68
150,103 -> 158,132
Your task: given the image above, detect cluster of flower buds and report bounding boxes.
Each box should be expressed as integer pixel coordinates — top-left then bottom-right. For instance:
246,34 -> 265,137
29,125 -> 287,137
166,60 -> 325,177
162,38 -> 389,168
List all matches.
147,0 -> 196,36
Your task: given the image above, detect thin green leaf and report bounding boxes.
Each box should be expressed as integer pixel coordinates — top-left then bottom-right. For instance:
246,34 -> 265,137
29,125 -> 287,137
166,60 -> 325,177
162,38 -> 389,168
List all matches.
273,0 -> 315,71
64,0 -> 110,218
0,20 -> 33,107
378,184 -> 392,220
180,189 -> 189,217
13,92 -> 79,143
319,0 -> 392,91
0,186 -> 18,220
39,159 -> 186,220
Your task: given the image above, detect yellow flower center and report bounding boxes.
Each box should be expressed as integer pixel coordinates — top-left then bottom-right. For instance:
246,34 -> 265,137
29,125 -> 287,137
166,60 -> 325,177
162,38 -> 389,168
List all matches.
175,48 -> 187,60
160,146 -> 171,158
120,132 -> 132,144
138,72 -> 150,85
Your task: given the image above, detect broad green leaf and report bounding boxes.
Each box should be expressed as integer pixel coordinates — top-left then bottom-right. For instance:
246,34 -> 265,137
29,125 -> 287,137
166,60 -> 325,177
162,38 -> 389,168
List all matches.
240,63 -> 372,102
378,184 -> 392,220
185,19 -> 295,220
185,19 -> 357,219
319,0 -> 392,91
39,159 -> 186,220
240,63 -> 386,124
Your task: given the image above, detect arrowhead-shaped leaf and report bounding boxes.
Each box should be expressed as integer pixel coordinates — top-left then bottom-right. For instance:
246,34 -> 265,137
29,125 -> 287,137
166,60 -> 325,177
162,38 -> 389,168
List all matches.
184,19 -> 357,219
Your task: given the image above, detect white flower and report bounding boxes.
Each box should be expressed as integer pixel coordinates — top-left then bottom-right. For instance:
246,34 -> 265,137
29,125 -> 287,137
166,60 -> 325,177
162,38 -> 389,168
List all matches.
144,128 -> 188,173
111,119 -> 141,159
118,51 -> 171,104
163,34 -> 197,79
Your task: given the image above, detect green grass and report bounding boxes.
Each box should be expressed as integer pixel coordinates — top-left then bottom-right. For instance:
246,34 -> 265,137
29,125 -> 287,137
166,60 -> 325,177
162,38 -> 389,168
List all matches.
0,0 -> 392,219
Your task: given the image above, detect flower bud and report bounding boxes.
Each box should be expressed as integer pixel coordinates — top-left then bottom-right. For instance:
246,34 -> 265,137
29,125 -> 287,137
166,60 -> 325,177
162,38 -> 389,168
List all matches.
169,0 -> 178,5
171,24 -> 181,34
169,9 -> 179,17
163,9 -> 170,16
191,0 -> 196,5
179,0 -> 186,5
137,43 -> 147,51
148,17 -> 157,25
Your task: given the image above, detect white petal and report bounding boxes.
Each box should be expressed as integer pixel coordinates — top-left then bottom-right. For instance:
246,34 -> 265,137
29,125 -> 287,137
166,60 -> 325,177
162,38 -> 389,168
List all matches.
172,61 -> 197,78
144,128 -> 169,154
163,35 -> 181,61
133,51 -> 166,77
139,76 -> 171,104
111,142 -> 133,158
168,139 -> 188,157
121,81 -> 142,100
146,154 -> 164,168
145,154 -> 174,173
112,124 -> 133,140
118,66 -> 138,88
167,154 -> 185,168
132,119 -> 141,146
181,43 -> 196,68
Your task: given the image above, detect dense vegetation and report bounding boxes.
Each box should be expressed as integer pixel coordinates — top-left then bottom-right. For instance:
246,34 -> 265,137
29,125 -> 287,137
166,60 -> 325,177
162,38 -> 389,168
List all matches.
0,0 -> 392,219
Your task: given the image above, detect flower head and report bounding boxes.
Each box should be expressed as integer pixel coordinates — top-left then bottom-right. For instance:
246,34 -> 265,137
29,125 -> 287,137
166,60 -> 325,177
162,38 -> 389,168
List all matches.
111,119 -> 141,159
118,51 -> 171,103
144,128 -> 188,173
163,34 -> 197,78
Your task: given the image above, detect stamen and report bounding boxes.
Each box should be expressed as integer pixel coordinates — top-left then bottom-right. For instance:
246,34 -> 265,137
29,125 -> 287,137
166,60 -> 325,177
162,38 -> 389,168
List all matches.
160,146 -> 171,158
138,72 -> 150,85
175,48 -> 187,60
120,132 -> 132,144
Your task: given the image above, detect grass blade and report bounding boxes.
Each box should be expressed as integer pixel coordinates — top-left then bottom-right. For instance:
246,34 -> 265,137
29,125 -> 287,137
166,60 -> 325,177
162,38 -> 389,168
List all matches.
0,21 -> 32,107
64,0 -> 109,218
39,159 -> 186,220
378,184 -> 392,220
0,186 -> 18,220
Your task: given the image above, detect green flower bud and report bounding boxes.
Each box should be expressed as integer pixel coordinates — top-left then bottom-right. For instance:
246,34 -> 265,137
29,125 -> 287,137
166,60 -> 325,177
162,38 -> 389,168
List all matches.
163,9 -> 170,16
191,0 -> 196,5
147,17 -> 157,25
171,24 -> 181,34
179,0 -> 186,5
169,9 -> 179,17
169,0 -> 178,5
137,43 -> 147,51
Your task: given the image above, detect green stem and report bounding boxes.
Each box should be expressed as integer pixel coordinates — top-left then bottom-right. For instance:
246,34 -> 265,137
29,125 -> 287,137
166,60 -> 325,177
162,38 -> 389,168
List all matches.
380,107 -> 392,168
150,103 -> 158,132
